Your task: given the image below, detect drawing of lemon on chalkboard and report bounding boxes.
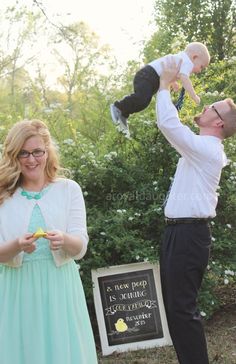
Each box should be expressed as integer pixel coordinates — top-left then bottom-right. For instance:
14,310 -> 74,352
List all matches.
115,318 -> 128,333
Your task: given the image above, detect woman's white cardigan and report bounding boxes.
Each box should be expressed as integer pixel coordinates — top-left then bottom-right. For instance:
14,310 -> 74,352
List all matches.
0,178 -> 89,268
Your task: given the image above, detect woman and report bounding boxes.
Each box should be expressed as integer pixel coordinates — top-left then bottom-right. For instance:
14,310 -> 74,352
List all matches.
0,119 -> 98,364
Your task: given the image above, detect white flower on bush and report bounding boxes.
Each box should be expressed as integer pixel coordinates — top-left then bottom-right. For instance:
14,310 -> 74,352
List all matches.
88,151 -> 95,157
171,39 -> 182,49
200,311 -> 206,317
224,278 -> 229,285
91,160 -> 98,167
144,258 -> 149,262
149,146 -> 157,153
153,181 -> 158,186
205,91 -> 220,97
104,151 -> 118,161
224,269 -> 235,276
63,138 -> 75,145
128,216 -> 134,221
134,213 -> 141,217
136,255 -> 140,261
43,108 -> 53,114
100,232 -> 106,236
117,209 -> 126,214
154,207 -> 162,213
83,191 -> 88,196
211,237 -> 216,242
226,224 -> 232,229
123,132 -> 131,139
143,120 -> 152,126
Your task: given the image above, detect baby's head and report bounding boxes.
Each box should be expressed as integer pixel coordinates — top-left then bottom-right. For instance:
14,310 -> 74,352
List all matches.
185,42 -> 210,74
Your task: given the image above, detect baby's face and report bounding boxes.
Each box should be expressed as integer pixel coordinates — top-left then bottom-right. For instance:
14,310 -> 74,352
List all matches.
192,56 -> 208,74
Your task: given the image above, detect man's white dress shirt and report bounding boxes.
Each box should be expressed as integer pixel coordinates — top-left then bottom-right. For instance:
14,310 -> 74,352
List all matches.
156,90 -> 227,218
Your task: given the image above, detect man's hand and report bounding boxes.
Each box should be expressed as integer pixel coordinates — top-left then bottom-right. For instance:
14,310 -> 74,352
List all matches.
159,57 -> 182,91
171,81 -> 180,92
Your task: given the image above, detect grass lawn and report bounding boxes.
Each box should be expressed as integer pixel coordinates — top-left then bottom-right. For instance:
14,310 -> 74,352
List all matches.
97,302 -> 236,364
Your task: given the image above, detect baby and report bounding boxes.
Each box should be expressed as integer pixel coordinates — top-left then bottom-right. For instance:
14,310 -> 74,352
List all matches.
110,42 -> 210,136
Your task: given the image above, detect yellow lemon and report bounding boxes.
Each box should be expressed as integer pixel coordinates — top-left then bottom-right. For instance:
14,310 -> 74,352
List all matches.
34,227 -> 47,238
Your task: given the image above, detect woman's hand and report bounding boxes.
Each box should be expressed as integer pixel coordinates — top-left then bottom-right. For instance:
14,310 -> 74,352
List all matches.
46,230 -> 65,251
18,233 -> 37,254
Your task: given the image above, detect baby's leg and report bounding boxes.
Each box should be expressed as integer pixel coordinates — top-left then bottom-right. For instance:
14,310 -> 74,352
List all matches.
114,66 -> 159,118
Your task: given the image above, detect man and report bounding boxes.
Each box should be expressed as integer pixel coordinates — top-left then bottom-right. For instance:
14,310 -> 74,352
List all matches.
156,58 -> 236,364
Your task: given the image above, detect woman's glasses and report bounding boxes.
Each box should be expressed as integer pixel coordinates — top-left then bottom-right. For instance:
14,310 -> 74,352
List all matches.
18,149 -> 46,159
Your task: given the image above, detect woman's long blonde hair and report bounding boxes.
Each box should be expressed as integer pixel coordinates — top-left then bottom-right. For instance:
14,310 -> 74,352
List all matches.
0,119 -> 61,205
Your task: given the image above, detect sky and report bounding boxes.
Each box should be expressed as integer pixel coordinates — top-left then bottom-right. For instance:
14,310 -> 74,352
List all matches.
41,0 -> 156,65
0,0 -> 156,64
0,0 -> 157,85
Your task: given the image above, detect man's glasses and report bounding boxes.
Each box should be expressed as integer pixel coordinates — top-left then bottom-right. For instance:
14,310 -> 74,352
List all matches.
18,149 -> 46,159
211,105 -> 224,121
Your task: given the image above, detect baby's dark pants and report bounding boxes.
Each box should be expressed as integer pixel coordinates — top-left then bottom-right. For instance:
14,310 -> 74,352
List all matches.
114,65 -> 160,118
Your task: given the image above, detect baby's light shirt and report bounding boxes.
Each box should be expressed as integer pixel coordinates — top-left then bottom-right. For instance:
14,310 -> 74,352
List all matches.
149,51 -> 194,78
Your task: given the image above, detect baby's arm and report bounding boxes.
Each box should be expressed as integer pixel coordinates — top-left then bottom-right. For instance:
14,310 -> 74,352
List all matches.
179,74 -> 200,104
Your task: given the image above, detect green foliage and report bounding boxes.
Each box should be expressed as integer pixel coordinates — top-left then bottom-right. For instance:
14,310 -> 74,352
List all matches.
58,60 -> 236,320
150,0 -> 236,60
59,112 -> 175,299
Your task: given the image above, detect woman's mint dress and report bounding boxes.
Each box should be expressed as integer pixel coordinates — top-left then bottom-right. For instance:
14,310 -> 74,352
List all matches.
0,189 -> 98,364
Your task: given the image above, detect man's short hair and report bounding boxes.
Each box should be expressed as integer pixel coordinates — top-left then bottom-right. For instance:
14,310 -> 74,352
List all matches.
222,98 -> 236,139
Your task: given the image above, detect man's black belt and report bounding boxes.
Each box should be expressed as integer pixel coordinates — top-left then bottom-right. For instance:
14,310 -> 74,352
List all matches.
165,217 -> 210,225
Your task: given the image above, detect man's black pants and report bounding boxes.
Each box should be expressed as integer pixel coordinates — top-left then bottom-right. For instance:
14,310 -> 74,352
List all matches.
114,65 -> 160,118
160,222 -> 211,364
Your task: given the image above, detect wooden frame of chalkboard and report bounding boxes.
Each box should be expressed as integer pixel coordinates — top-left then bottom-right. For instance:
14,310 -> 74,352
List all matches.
92,262 -> 172,356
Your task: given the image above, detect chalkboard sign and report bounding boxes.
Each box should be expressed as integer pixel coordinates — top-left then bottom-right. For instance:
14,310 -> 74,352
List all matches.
92,262 -> 172,356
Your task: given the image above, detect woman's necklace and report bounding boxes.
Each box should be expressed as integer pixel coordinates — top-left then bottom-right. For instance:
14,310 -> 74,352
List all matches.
20,184 -> 50,200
